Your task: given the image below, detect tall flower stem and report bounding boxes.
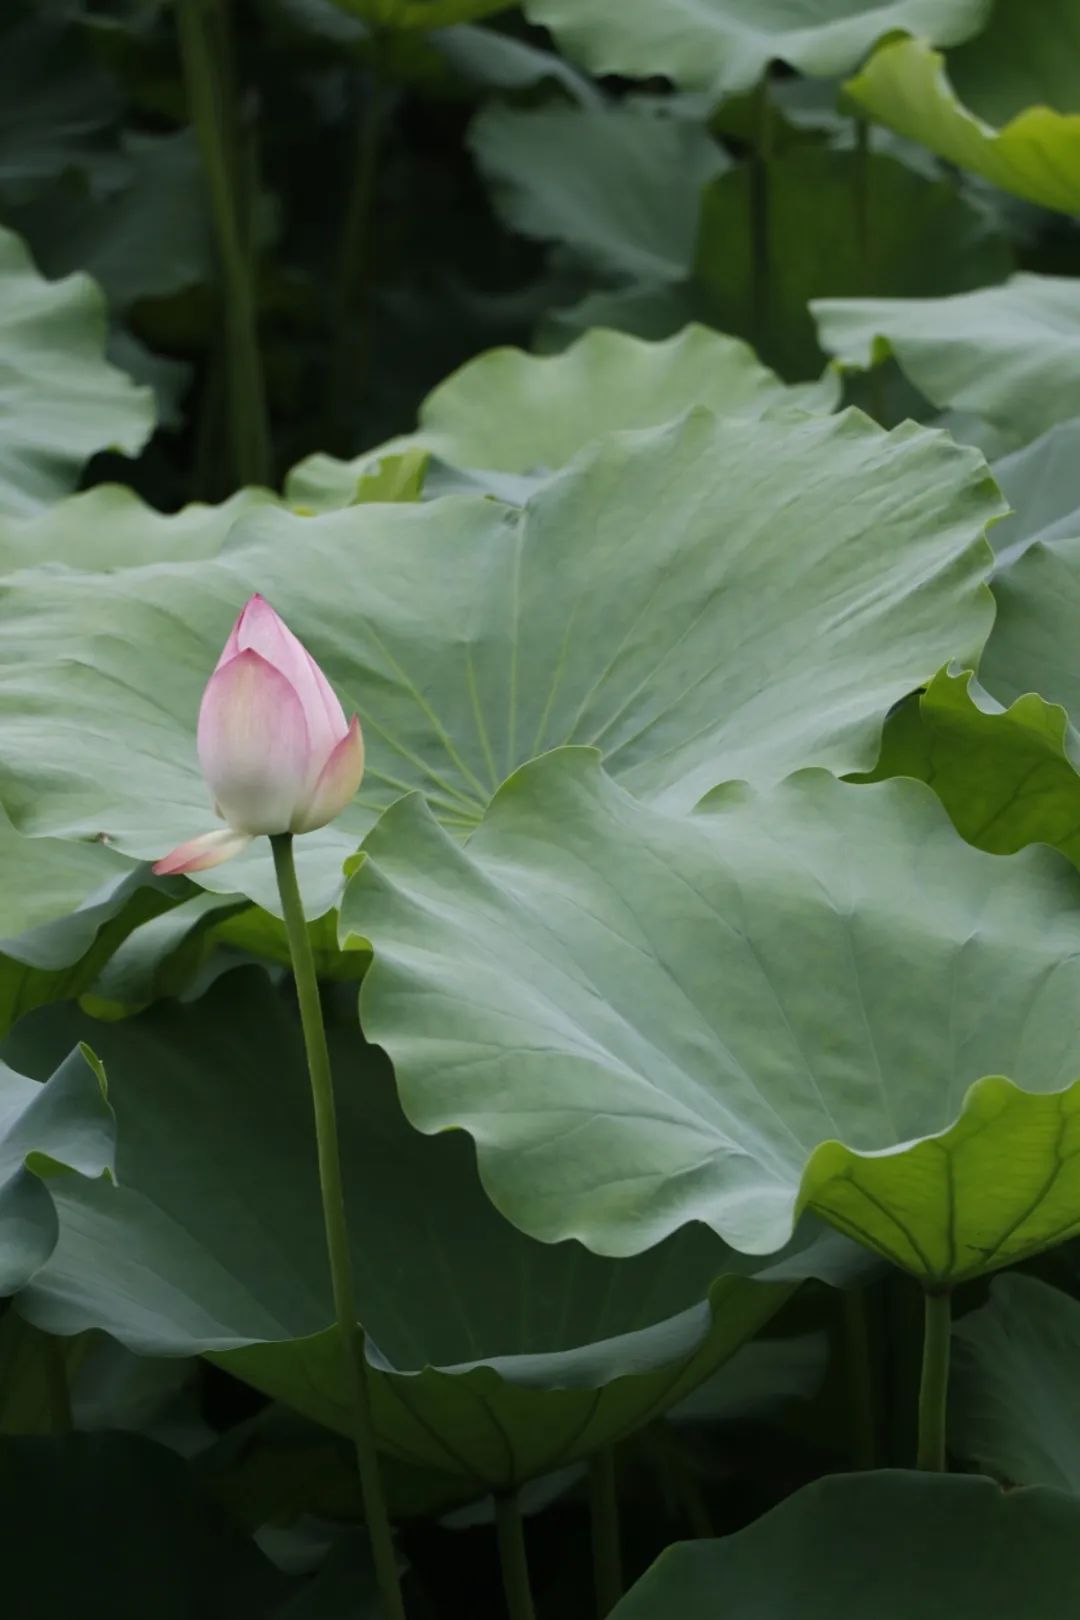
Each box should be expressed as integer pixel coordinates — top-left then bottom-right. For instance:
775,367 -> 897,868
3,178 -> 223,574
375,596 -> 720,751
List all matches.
589,1447 -> 623,1615
916,1286 -> 953,1471
270,833 -> 406,1620
494,1491 -> 537,1620
177,0 -> 271,488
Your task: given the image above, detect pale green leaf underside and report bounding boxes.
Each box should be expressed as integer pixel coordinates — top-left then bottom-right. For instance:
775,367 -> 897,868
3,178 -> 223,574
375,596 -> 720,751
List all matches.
814,274 -> 1080,446
0,226 -> 154,515
520,0 -> 990,95
847,34 -> 1080,216
951,1273 -> 1080,1493
609,1471 -> 1080,1617
345,753 -> 1080,1281
11,972 -> 803,1493
0,405 -> 997,912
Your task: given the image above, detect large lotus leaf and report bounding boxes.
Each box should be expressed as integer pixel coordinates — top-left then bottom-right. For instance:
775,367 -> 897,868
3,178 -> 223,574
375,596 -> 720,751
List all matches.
991,420 -> 1080,567
407,324 -> 839,474
691,145 -> 1010,379
0,406 -> 996,913
0,226 -> 154,514
0,1432 -> 330,1618
866,668 -> 1080,874
344,750 -> 1080,1281
10,970 -> 818,1496
0,3 -> 122,201
0,1045 -> 114,1296
607,1471 -> 1080,1618
0,482 -> 279,571
813,275 -> 1080,447
469,102 -> 728,284
519,0 -> 990,95
846,13 -> 1080,217
951,1274 -> 1080,1493
981,533 -> 1080,715
6,129 -> 214,312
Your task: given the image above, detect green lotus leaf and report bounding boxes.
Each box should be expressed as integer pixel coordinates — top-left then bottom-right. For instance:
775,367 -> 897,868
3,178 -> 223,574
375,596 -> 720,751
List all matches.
470,102 -> 729,284
344,751 -> 1080,1281
866,668 -> 1080,872
519,0 -> 991,96
691,145 -> 1010,378
813,274 -> 1080,446
607,1471 -> 1080,1618
951,1273 -> 1080,1493
5,129 -> 213,313
982,532 -> 1080,712
0,225 -> 154,514
0,859 -> 187,1035
991,420 -> 1080,567
10,970 -> 818,1496
403,323 -> 839,475
0,405 -> 996,912
0,3 -> 122,201
0,481 -> 279,571
846,18 -> 1080,216
0,1045 -> 113,1297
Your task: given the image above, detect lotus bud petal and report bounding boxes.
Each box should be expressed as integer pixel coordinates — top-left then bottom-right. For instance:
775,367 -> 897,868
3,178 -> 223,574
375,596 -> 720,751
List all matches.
154,595 -> 364,874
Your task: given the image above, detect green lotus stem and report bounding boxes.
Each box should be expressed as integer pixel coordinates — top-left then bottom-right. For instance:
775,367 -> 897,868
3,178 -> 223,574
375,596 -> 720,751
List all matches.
842,1287 -> 878,1469
42,1331 -> 73,1434
852,114 -> 886,423
270,833 -> 406,1620
326,51 -> 386,452
916,1286 -> 952,1471
749,71 -> 773,350
494,1490 -> 537,1620
589,1448 -> 623,1616
177,0 -> 271,488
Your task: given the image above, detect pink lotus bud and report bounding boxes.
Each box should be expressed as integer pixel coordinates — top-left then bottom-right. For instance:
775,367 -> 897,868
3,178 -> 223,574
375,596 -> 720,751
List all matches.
154,595 -> 364,876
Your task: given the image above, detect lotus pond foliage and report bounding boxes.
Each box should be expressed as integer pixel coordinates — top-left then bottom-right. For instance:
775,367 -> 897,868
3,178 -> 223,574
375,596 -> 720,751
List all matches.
6,0 -> 1080,1616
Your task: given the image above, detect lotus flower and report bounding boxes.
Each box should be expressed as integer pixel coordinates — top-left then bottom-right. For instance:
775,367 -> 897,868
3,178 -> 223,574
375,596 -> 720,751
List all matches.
154,595 -> 364,875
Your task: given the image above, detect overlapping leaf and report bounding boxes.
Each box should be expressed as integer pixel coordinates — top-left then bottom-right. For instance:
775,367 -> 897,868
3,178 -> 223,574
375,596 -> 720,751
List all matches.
951,1274 -> 1080,1493
9,971 -> 816,1497
519,0 -> 991,95
0,226 -> 154,514
0,1045 -> 113,1296
345,752 -> 1080,1280
847,1 -> 1080,216
0,403 -> 997,911
608,1471 -> 1080,1617
814,274 -> 1080,446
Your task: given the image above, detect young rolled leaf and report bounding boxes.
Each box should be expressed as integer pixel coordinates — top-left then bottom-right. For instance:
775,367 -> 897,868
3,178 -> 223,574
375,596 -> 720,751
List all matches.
344,751 -> 1080,1281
